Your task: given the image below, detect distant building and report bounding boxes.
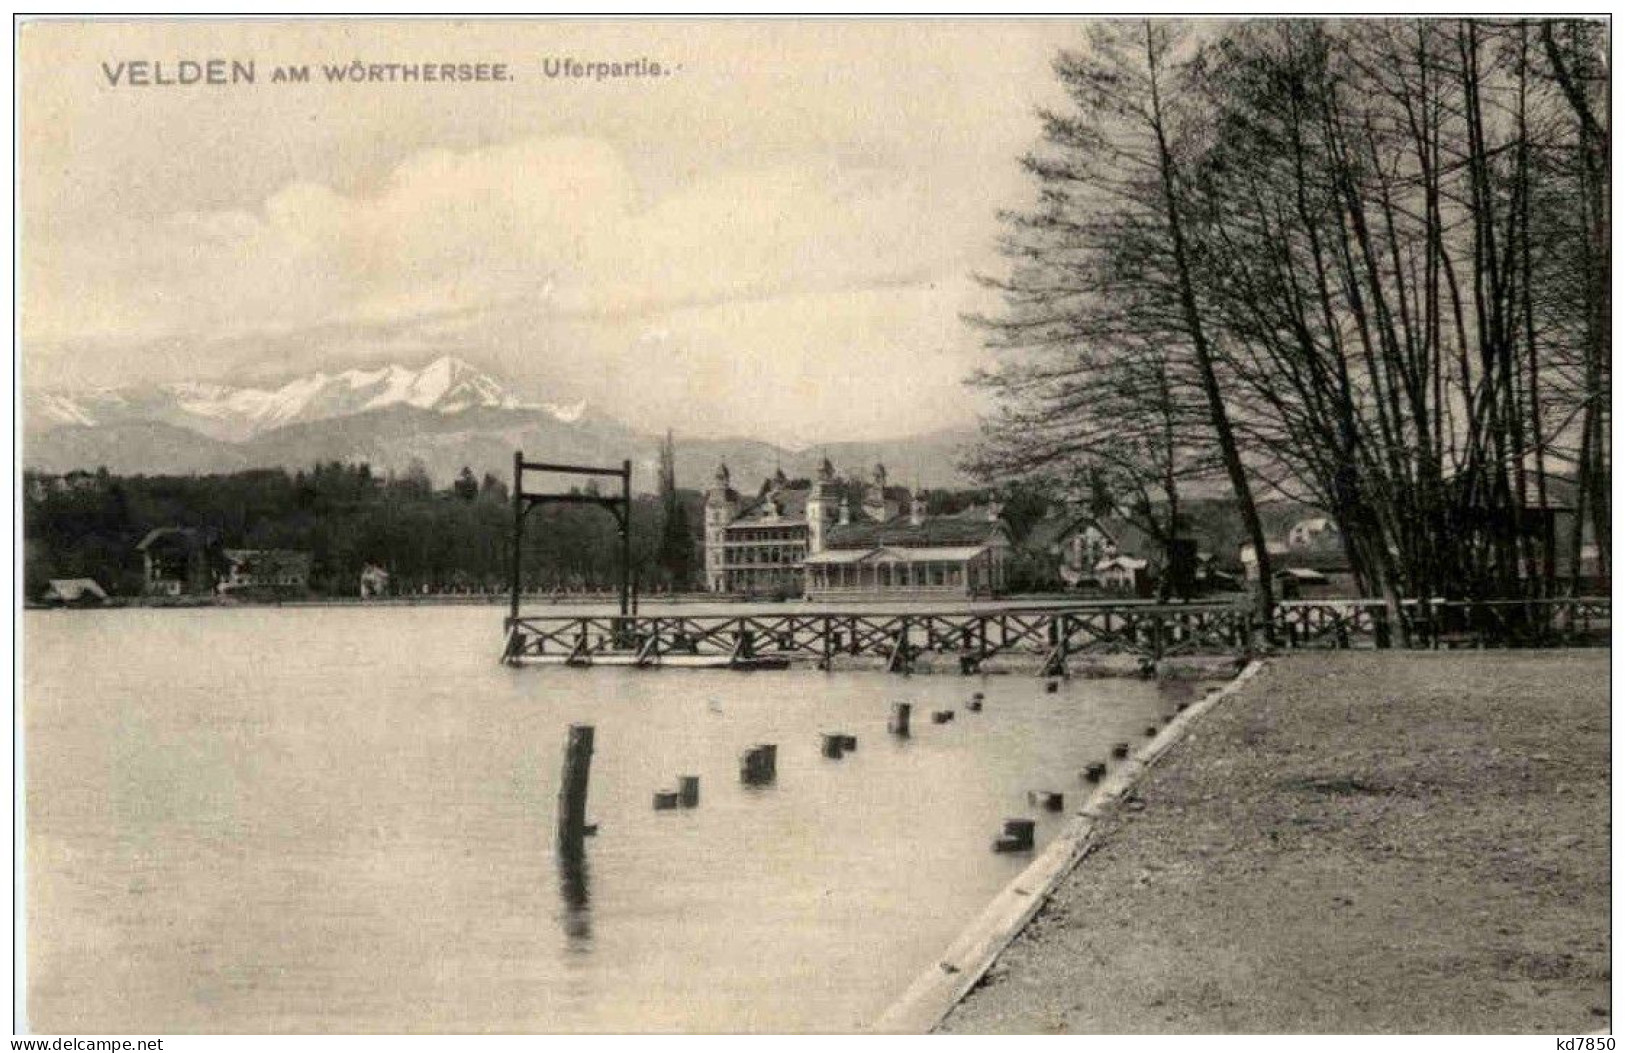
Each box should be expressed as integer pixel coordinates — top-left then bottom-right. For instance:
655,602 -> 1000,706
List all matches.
219,549 -> 312,595
1241,515 -> 1356,597
136,527 -> 217,596
1070,517 -> 1158,591
1287,516 -> 1340,550
702,462 -> 816,595
704,460 -> 1010,597
1093,553 -> 1150,594
359,563 -> 391,598
1027,514 -> 1203,597
41,578 -> 108,606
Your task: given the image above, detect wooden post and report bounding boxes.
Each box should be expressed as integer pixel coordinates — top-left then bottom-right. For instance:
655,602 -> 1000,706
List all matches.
994,818 -> 1036,853
557,724 -> 595,852
740,744 -> 777,784
618,458 -> 632,619
888,702 -> 912,737
821,732 -> 846,759
677,775 -> 700,808
1027,790 -> 1065,812
508,449 -> 524,626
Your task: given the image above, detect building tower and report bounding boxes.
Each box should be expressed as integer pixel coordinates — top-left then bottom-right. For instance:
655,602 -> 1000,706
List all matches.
704,462 -> 737,592
863,463 -> 891,523
806,456 -> 837,555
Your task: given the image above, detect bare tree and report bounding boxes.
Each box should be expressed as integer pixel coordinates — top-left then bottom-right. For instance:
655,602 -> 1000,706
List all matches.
975,17 -> 1607,629
1183,19 -> 1606,611
969,20 -> 1276,619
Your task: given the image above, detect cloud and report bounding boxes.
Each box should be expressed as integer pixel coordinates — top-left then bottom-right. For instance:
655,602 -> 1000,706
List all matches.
24,134 -> 1005,440
30,136 -> 969,340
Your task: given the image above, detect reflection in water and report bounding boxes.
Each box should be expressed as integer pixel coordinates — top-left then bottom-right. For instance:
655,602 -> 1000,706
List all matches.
557,838 -> 592,945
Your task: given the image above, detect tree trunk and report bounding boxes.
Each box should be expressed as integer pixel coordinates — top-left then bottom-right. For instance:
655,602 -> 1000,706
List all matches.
1144,22 -> 1275,633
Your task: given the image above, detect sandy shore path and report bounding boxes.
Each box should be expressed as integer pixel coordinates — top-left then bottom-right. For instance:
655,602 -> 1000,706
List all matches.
940,650 -> 1611,1034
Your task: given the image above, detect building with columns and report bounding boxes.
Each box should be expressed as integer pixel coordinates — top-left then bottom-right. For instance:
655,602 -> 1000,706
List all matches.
704,459 -> 1009,598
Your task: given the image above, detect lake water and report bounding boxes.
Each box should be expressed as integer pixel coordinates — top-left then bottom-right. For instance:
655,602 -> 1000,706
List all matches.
23,605 -> 1199,1033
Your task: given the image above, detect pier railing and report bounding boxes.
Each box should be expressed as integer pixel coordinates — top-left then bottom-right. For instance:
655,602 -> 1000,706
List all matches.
504,602 -> 1255,672
1275,596 -> 1611,650
504,595 -> 1610,671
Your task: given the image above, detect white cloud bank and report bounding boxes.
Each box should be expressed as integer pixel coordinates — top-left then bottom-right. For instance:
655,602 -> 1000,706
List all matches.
26,134 -> 998,442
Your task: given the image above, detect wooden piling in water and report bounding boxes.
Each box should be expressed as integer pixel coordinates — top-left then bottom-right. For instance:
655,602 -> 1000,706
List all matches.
821,733 -> 847,759
994,817 -> 1036,853
839,734 -> 858,752
740,744 -> 777,784
1027,790 -> 1065,812
677,775 -> 700,808
557,724 -> 595,852
888,702 -> 912,737
932,709 -> 955,724
1112,742 -> 1130,759
653,790 -> 679,810
1083,762 -> 1107,783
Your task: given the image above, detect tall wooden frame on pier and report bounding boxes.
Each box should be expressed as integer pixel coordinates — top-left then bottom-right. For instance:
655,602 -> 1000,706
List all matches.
507,451 -> 633,625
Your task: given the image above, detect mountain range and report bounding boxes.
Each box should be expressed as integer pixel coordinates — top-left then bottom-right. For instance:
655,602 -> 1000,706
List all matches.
23,356 -> 980,492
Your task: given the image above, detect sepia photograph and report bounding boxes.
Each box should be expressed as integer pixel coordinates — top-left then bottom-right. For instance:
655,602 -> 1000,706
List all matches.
13,13 -> 1613,1038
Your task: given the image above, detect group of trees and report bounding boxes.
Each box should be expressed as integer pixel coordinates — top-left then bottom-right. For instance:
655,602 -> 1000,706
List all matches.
971,18 -> 1609,625
23,460 -> 708,599
24,453 -> 1056,601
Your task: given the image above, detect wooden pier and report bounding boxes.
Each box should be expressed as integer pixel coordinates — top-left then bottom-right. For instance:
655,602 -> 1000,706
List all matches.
502,596 -> 1609,673
503,602 -> 1255,673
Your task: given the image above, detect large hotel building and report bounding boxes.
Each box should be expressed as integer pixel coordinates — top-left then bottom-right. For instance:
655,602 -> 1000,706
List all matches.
703,459 -> 1010,598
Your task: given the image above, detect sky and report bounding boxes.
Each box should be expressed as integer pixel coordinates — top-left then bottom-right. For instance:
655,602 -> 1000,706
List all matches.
20,18 -> 1081,446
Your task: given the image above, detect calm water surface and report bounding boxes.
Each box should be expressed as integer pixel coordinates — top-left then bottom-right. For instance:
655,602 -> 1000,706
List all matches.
24,606 -> 1199,1033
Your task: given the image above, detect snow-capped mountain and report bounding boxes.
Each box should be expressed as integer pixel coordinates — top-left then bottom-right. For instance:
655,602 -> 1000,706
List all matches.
23,353 -> 977,490
26,355 -> 579,442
